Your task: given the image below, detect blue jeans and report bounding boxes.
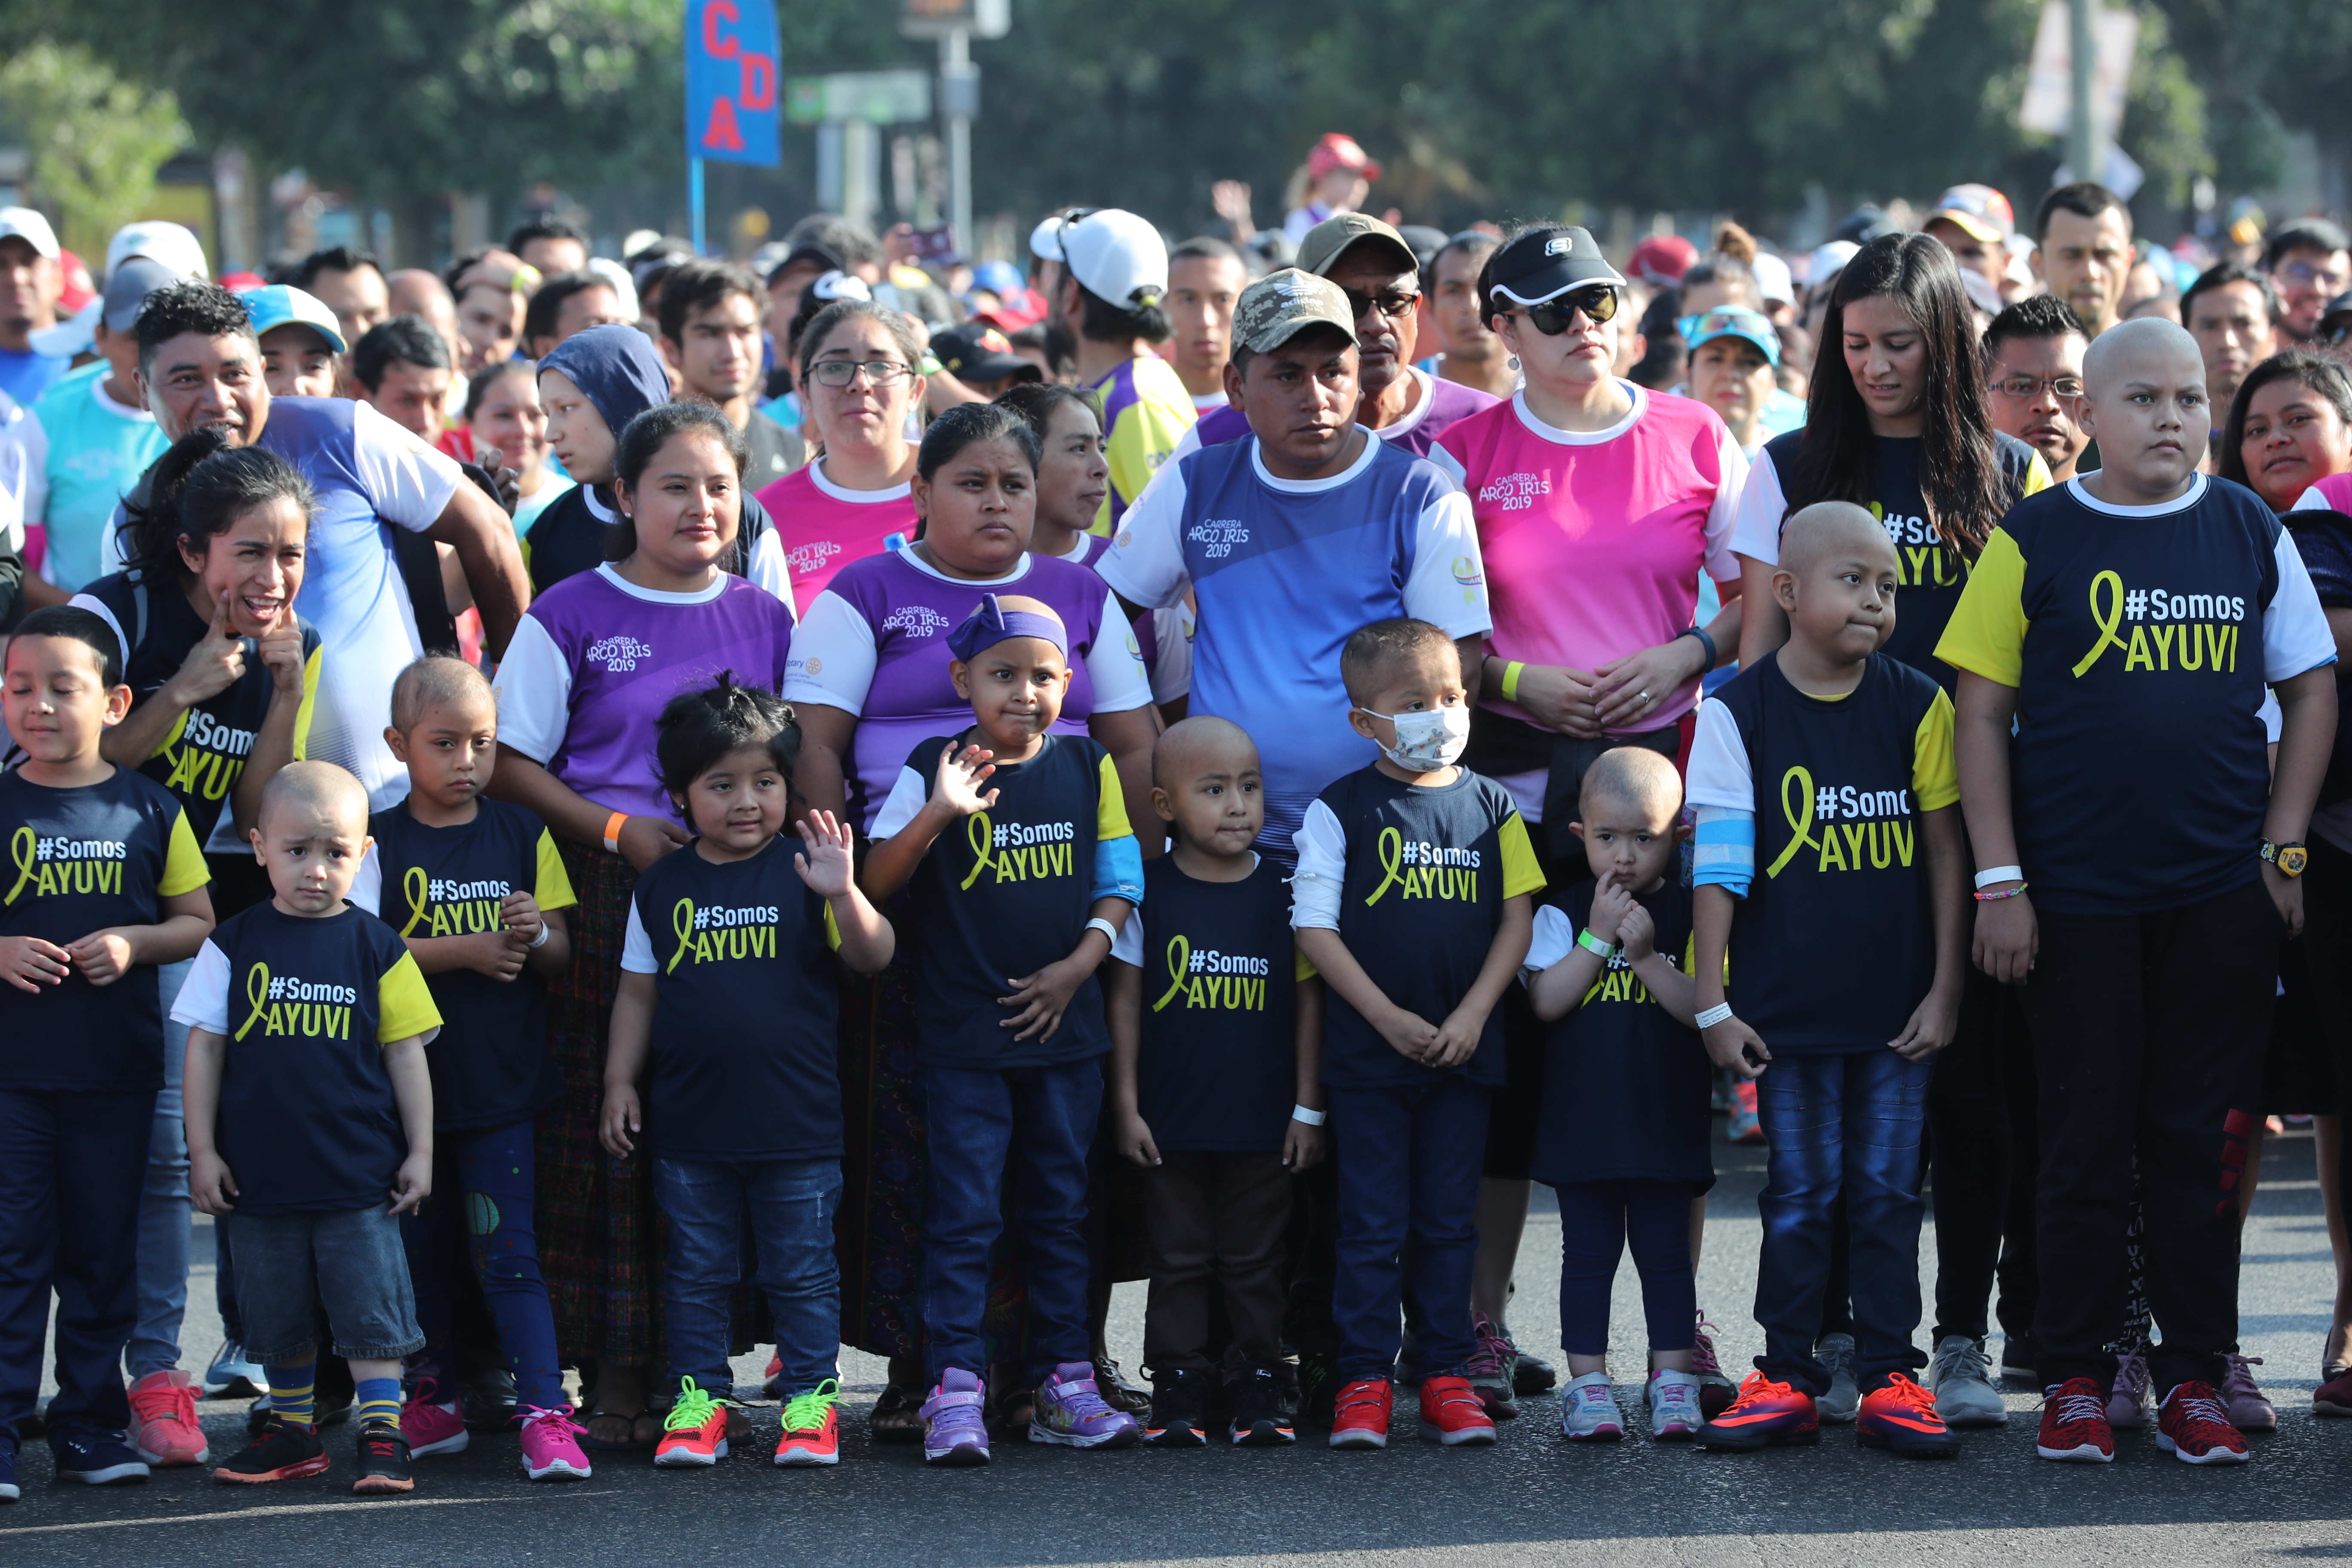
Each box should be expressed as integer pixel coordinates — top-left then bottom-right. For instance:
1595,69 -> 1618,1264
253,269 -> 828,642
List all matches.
1328,1077 -> 1488,1383
1753,1050 -> 1934,1394
224,1207 -> 423,1364
126,958 -> 193,1380
917,1060 -> 1100,1387
402,1120 -> 565,1409
652,1157 -> 842,1400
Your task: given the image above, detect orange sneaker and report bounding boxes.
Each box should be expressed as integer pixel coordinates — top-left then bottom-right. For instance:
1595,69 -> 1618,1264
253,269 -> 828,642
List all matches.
1697,1372 -> 1819,1452
127,1369 -> 209,1466
653,1378 -> 730,1467
773,1381 -> 840,1467
1856,1373 -> 1959,1459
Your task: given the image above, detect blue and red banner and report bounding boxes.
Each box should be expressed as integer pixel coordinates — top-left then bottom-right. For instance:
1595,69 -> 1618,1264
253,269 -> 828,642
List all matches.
686,0 -> 780,167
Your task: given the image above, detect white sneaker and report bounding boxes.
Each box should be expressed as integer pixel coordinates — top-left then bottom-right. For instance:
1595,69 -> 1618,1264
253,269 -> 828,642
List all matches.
1815,1332 -> 1859,1423
1559,1372 -> 1623,1441
1927,1335 -> 2009,1427
1646,1369 -> 1703,1441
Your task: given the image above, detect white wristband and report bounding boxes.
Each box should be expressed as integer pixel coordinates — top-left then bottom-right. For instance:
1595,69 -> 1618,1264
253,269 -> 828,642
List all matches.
1084,917 -> 1120,946
1695,1002 -> 1735,1030
1291,1104 -> 1326,1126
1973,865 -> 2024,890
527,918 -> 551,949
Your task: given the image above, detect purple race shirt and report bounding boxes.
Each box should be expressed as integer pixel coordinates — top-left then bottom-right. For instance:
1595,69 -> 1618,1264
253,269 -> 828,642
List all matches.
492,565 -> 799,822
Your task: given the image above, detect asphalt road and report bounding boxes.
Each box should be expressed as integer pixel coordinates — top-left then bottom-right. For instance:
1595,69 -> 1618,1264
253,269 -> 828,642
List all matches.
12,1124 -> 2352,1565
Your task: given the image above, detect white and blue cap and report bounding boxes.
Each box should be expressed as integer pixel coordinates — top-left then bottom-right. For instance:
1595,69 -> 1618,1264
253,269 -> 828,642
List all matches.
239,284 -> 349,355
1485,225 -> 1626,309
1678,305 -> 1781,368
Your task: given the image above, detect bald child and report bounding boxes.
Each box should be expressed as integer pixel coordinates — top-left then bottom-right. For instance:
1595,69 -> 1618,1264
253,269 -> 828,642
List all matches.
1104,716 -> 1325,1448
175,760 -> 444,1490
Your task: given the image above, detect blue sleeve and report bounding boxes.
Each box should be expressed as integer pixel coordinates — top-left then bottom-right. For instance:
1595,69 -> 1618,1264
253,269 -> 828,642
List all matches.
1692,805 -> 1755,898
1091,834 -> 1145,906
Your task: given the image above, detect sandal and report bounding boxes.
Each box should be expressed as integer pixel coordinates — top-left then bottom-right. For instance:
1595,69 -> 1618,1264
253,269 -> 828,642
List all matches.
868,1384 -> 925,1444
578,1405 -> 658,1451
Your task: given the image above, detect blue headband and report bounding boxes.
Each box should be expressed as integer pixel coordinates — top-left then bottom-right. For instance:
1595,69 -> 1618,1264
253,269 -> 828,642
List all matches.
947,594 -> 1068,662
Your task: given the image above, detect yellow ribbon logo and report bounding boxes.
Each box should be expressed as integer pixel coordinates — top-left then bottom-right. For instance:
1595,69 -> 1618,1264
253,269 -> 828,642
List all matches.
5,827 -> 35,904
236,963 -> 272,1040
959,812 -> 998,891
669,899 -> 697,973
1365,827 -> 1408,905
1153,935 -> 1192,1011
1764,766 -> 1820,879
400,866 -> 432,937
2071,570 -> 2128,678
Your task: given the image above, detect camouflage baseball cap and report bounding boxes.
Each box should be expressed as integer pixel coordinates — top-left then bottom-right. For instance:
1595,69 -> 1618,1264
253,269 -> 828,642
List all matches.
1231,268 -> 1360,355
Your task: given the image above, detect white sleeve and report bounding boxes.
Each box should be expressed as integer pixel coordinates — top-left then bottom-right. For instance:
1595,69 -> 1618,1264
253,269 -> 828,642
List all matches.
1109,913 -> 1143,968
1401,484 -> 1493,639
351,843 -> 383,916
1149,595 -> 1194,705
781,589 -> 879,717
1094,460 -> 1189,611
1083,589 -> 1152,714
1288,797 -> 1348,931
488,614 -> 574,765
745,527 -> 800,619
620,897 -> 658,973
348,399 -> 465,531
1423,442 -> 1468,487
169,940 -> 233,1034
99,499 -> 127,574
2260,688 -> 2283,744
1728,444 -> 1789,566
1522,903 -> 1574,979
1703,424 -> 1751,582
2264,529 -> 2340,682
0,433 -> 24,556
2289,485 -> 2331,512
870,765 -> 932,840
15,409 -> 48,526
1682,697 -> 1756,812
1161,419 -> 1205,470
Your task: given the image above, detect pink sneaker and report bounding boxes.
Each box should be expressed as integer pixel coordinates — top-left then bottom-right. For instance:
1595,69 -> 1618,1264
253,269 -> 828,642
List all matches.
520,1405 -> 593,1481
400,1379 -> 471,1458
126,1369 -> 209,1465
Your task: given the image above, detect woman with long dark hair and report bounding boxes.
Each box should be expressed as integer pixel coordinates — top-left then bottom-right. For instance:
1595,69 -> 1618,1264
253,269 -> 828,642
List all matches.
2219,349 -> 2352,514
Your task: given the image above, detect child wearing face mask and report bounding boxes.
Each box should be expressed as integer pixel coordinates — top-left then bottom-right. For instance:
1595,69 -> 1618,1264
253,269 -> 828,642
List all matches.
1290,617 -> 1544,1452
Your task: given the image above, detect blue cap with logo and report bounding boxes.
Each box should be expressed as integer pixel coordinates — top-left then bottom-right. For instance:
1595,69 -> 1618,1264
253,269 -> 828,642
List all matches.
236,283 -> 348,355
1677,305 -> 1781,368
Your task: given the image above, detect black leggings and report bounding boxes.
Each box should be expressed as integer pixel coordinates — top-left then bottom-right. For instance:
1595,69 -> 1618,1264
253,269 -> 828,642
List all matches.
1555,1179 -> 1699,1357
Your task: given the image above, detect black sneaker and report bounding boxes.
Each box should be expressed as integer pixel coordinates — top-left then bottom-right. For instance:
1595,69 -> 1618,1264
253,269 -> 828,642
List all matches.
1295,1350 -> 1341,1430
214,1418 -> 330,1485
352,1424 -> 414,1494
1142,1368 -> 1210,1448
1514,1351 -> 1560,1397
1999,1336 -> 2038,1384
462,1367 -> 521,1433
1229,1367 -> 1295,1446
316,1388 -> 354,1428
49,1427 -> 149,1485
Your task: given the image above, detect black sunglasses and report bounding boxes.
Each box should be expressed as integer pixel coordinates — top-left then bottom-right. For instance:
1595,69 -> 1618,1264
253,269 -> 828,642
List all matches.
1516,286 -> 1620,334
1341,284 -> 1421,321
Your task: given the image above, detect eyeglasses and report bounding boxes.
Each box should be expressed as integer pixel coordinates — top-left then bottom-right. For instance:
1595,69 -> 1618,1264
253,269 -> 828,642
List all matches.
2277,259 -> 2350,291
2325,319 -> 2352,347
809,358 -> 914,389
1515,287 -> 1620,334
1341,285 -> 1421,321
1988,373 -> 2085,400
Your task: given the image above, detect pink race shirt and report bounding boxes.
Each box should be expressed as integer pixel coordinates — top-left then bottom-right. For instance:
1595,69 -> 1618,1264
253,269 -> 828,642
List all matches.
2293,471 -> 2352,515
1430,384 -> 1747,733
755,459 -> 919,606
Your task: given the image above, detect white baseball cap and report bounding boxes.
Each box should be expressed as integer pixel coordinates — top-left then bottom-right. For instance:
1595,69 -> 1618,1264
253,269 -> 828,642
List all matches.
1751,251 -> 1795,308
0,207 -> 59,260
106,220 -> 208,282
1057,208 -> 1168,310
1803,240 -> 1861,292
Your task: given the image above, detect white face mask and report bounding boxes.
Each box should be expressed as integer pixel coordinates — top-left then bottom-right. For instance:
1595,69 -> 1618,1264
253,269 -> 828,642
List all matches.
1359,704 -> 1470,772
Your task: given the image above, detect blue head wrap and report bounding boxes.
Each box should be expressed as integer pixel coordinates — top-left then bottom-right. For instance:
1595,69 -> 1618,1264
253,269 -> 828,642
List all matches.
537,323 -> 671,438
946,593 -> 1069,662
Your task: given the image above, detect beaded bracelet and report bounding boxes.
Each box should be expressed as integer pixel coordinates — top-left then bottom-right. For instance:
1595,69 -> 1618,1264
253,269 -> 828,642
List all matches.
1972,882 -> 2029,901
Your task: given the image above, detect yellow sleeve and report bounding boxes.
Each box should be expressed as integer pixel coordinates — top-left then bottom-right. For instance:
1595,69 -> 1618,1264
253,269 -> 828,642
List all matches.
1294,941 -> 1319,982
288,644 -> 323,762
1095,751 -> 1135,842
1911,688 -> 1960,811
1497,812 -> 1546,900
376,950 -> 444,1043
533,828 -> 578,912
1097,393 -> 1196,534
823,900 -> 842,952
159,807 -> 210,896
1934,526 -> 2030,687
2020,452 -> 2053,497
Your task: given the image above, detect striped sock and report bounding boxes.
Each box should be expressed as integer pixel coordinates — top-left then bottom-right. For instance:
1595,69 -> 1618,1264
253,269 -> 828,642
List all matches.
266,1363 -> 316,1430
354,1376 -> 403,1431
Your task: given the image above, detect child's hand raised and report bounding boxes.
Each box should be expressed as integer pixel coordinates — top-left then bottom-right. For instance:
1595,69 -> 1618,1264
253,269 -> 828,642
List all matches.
1701,1012 -> 1771,1080
1589,881 -> 1636,946
0,934 -> 72,991
793,809 -> 858,898
1115,1107 -> 1161,1167
926,741 -> 999,821
1616,903 -> 1657,963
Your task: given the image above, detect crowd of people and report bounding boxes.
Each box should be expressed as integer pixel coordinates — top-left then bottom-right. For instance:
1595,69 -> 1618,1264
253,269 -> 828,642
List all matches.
1,134 -> 2351,1506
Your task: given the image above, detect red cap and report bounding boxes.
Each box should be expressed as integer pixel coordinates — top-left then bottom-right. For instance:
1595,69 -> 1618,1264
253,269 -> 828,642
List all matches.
1307,133 -> 1383,184
218,270 -> 269,293
1628,234 -> 1698,287
54,248 -> 94,314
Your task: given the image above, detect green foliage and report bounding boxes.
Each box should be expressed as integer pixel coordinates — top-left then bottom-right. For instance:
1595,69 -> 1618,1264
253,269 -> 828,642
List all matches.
0,41 -> 189,245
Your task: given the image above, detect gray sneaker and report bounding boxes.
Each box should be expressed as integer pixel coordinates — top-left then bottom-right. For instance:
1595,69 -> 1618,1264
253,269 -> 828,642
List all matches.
1815,1333 -> 1859,1423
1928,1335 -> 2009,1427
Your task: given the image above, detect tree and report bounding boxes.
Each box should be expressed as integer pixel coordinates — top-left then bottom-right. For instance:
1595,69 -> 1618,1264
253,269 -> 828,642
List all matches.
0,41 -> 189,254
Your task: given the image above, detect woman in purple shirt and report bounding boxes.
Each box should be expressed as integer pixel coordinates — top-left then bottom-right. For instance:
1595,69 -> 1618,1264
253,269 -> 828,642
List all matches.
787,401 -> 1156,1434
490,403 -> 796,1449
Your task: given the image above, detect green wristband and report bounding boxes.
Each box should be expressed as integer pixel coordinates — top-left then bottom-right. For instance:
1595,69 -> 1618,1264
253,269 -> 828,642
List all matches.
1577,928 -> 1618,958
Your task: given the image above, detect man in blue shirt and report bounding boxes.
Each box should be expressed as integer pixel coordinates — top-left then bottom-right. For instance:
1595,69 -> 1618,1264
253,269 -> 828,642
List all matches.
0,208 -> 67,408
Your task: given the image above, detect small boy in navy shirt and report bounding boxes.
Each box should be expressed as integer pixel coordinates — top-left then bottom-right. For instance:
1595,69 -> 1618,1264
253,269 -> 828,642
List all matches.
1291,617 -> 1543,1452
1106,717 -> 1325,1449
0,606 -> 214,1499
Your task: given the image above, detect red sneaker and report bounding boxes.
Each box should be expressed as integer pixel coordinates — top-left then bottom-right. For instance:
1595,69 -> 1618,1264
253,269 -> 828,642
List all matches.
1856,1374 -> 1959,1459
2035,1377 -> 2114,1462
1697,1372 -> 1819,1452
1416,1375 -> 1497,1446
1327,1378 -> 1393,1450
2155,1380 -> 2249,1466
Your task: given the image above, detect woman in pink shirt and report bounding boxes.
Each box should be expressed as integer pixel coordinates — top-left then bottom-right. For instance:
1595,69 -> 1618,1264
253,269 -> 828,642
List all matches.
754,299 -> 923,605
2222,350 -> 2352,514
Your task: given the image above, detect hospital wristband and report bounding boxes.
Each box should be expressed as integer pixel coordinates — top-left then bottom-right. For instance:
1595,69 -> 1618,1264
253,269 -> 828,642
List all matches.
1291,1105 -> 1326,1126
1577,929 -> 1618,958
1500,661 -> 1525,703
1973,865 -> 2024,890
1695,1002 -> 1735,1030
1084,917 -> 1121,947
603,812 -> 629,855
528,919 -> 552,949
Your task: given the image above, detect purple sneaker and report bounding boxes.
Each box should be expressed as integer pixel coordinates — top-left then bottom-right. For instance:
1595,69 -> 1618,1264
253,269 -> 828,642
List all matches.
920,1370 -> 990,1466
1031,1361 -> 1141,1449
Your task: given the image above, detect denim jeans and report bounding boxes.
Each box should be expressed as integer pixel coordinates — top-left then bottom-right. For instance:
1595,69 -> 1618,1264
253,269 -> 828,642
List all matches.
1327,1076 -> 1489,1384
1752,1049 -> 1933,1395
224,1206 -> 423,1364
652,1157 -> 842,1399
126,957 -> 192,1380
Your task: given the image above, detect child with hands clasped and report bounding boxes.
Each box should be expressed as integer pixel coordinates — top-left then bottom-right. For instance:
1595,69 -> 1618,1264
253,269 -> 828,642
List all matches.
1684,501 -> 1967,1461
862,594 -> 1145,1465
1105,717 -> 1325,1449
175,762 -> 443,1496
1291,619 -> 1544,1452
600,677 -> 892,1471
350,657 -> 586,1483
0,609 -> 214,1501
1522,747 -> 1712,1445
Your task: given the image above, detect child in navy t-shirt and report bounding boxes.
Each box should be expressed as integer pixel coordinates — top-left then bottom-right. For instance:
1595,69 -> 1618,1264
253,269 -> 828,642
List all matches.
1291,618 -> 1543,1451
1523,746 -> 1710,1445
1106,717 -> 1325,1449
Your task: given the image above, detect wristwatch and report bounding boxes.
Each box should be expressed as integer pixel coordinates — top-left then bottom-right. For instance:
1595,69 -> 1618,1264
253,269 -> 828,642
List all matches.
2261,840 -> 2309,878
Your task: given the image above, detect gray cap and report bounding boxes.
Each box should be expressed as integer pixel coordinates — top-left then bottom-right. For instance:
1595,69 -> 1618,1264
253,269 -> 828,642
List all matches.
1232,269 -> 1360,355
1295,211 -> 1418,280
102,256 -> 182,334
